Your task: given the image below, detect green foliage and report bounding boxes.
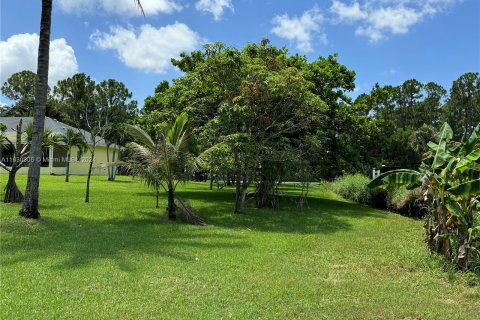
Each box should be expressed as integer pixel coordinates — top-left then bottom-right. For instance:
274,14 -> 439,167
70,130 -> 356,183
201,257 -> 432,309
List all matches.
332,174 -> 376,205
124,113 -> 192,220
1,70 -> 37,116
443,72 -> 480,139
368,122 -> 480,271
164,40 -> 328,210
387,187 -> 425,218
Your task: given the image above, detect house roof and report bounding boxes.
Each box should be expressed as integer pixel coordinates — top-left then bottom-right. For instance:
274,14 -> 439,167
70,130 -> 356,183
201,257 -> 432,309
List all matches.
0,116 -> 115,148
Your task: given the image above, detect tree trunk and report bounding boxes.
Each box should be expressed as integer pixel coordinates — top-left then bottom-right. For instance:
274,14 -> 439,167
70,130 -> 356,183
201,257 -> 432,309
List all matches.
19,0 -> 52,219
209,170 -> 214,190
111,149 -> 117,181
167,183 -> 176,221
234,175 -> 248,214
256,179 -> 278,209
85,148 -> 95,203
106,145 -> 111,181
156,187 -> 159,209
4,170 -> 23,203
65,149 -> 70,182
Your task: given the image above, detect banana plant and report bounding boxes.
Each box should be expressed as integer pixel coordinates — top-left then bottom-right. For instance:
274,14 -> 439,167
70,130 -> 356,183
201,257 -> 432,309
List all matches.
368,123 -> 480,270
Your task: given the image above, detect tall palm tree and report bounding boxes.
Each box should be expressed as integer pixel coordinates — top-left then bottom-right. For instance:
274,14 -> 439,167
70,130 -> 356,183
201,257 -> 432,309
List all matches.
60,129 -> 86,182
19,0 -> 52,218
20,0 -> 144,218
126,113 -> 190,221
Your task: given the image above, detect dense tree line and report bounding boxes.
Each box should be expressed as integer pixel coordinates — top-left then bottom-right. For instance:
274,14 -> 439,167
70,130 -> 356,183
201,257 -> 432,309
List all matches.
138,41 -> 479,182
2,40 -> 479,210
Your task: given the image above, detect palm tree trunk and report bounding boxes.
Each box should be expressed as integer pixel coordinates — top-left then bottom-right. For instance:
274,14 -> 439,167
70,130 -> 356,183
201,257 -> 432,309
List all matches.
5,170 -> 24,203
65,149 -> 71,182
19,0 -> 52,219
85,148 -> 95,203
167,182 -> 176,221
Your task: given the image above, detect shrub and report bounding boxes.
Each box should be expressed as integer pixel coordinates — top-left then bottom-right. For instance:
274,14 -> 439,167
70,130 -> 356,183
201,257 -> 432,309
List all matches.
332,174 -> 424,216
387,187 -> 425,218
332,174 -> 375,205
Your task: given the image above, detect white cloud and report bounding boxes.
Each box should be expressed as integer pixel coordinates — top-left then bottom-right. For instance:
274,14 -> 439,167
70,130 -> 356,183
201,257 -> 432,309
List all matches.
330,1 -> 367,21
271,6 -> 326,52
90,23 -> 202,73
330,0 -> 461,42
196,0 -> 234,21
56,0 -> 181,17
0,33 -> 78,87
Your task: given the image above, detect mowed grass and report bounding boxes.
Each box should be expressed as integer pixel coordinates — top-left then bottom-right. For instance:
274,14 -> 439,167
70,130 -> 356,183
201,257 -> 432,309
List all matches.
1,175 -> 479,319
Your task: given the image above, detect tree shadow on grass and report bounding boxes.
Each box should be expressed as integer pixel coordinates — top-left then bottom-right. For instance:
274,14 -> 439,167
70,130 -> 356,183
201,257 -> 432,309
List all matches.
0,214 -> 249,272
1,184 -> 388,272
176,188 -> 387,235
109,179 -> 133,184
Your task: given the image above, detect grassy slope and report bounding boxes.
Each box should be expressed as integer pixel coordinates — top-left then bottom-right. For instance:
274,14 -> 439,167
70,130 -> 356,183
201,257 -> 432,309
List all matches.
0,175 -> 479,320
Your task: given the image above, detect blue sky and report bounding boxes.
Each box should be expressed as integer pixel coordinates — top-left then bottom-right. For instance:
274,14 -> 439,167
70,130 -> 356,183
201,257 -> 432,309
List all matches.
1,0 -> 479,107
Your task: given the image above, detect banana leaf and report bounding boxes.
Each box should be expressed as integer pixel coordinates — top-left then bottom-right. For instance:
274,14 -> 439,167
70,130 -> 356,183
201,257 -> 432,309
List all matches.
455,149 -> 480,174
448,179 -> 480,197
432,148 -> 453,169
367,169 -> 421,189
445,199 -> 467,225
427,141 -> 438,150
432,123 -> 453,168
439,122 -> 454,141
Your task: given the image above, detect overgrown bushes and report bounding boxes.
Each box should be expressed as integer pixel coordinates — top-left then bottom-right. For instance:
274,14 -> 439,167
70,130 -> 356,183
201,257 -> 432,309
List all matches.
387,187 -> 425,218
332,174 -> 374,205
332,174 -> 424,217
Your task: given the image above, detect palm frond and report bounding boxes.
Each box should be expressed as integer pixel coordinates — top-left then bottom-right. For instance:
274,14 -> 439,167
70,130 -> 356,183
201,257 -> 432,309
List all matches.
167,112 -> 188,146
125,124 -> 155,148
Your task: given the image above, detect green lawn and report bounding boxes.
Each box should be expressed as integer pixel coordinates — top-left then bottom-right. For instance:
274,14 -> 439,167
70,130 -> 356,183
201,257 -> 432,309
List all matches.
1,175 -> 479,319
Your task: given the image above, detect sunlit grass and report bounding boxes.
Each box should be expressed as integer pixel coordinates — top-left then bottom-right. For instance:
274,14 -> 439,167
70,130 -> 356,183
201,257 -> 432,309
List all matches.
1,175 -> 479,319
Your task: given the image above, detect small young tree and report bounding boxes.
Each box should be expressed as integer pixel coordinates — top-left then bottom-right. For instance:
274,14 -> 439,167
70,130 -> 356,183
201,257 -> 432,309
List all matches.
60,128 -> 86,182
1,120 -> 28,202
125,113 -> 190,220
54,73 -> 110,202
1,120 -> 59,202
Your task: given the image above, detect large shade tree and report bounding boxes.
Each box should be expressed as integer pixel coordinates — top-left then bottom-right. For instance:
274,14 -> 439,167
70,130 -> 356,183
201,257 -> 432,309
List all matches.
161,40 -> 326,211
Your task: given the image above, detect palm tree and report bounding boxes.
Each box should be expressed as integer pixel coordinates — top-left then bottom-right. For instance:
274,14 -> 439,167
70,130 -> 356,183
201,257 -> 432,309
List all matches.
20,0 -> 144,218
19,0 -> 52,218
60,129 -> 86,182
125,113 -> 190,220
